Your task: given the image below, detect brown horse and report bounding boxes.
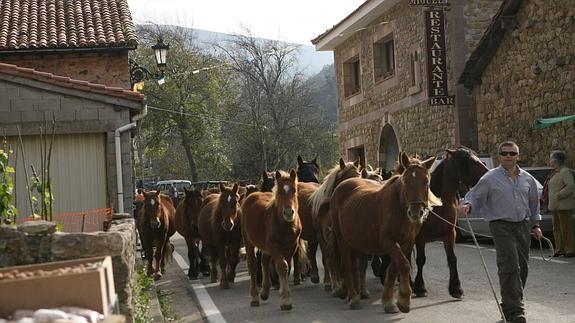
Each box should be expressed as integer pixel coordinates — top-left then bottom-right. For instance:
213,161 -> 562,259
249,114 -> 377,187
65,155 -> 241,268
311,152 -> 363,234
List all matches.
241,170 -> 308,310
138,190 -> 176,280
197,183 -> 242,289
409,147 -> 488,298
308,158 -> 361,291
330,152 -> 440,312
174,188 -> 208,280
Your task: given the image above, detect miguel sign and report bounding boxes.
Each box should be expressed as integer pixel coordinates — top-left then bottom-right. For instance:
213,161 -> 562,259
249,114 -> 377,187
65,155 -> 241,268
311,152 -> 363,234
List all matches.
424,10 -> 454,106
409,0 -> 447,5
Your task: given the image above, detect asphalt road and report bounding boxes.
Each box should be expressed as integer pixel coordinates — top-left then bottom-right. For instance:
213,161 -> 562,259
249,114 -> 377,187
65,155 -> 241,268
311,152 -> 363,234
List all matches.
169,233 -> 575,323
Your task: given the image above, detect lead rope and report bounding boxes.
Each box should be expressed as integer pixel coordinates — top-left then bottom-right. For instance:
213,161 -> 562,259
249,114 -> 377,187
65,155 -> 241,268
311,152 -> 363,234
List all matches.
428,208 -> 505,322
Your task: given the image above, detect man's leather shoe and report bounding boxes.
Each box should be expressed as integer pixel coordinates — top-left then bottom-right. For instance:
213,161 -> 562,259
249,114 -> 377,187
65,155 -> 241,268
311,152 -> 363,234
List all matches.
564,252 -> 575,258
510,315 -> 526,323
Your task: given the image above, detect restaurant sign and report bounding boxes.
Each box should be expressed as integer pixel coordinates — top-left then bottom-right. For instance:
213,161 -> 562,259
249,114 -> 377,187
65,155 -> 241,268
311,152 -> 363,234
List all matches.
425,9 -> 453,106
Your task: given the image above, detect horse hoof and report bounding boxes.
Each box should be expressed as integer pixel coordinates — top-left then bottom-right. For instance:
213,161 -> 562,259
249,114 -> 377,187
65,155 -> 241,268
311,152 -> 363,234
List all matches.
324,284 -> 332,292
450,292 -> 463,299
332,288 -> 346,299
360,291 -> 370,299
280,304 -> 292,311
188,274 -> 199,280
349,302 -> 362,310
260,291 -> 269,301
154,273 -> 162,281
397,303 -> 410,313
294,279 -> 301,286
250,300 -> 260,307
311,275 -> 320,284
384,304 -> 399,313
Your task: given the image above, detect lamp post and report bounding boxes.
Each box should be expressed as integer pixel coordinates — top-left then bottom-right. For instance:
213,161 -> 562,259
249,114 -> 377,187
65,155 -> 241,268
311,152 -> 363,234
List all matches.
130,37 -> 170,89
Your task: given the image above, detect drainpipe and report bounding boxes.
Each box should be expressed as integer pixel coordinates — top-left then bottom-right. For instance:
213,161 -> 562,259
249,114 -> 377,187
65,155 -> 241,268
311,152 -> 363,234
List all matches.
115,105 -> 148,213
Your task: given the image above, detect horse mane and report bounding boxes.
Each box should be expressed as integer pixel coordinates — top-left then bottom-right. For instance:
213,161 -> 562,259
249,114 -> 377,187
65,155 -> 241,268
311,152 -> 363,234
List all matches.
309,163 -> 344,217
430,158 -> 445,196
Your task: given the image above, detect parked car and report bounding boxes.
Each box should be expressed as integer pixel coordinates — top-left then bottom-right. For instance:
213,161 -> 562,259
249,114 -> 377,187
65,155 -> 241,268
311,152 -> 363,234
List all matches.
456,166 -> 575,242
156,180 -> 192,206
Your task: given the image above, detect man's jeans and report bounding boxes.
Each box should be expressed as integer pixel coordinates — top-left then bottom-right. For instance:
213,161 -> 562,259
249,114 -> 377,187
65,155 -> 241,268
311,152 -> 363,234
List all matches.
489,220 -> 531,318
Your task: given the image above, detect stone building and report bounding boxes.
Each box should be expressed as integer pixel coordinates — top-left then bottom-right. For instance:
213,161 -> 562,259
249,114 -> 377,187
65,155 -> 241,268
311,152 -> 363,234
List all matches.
459,0 -> 575,168
0,0 -> 144,216
312,0 -> 503,170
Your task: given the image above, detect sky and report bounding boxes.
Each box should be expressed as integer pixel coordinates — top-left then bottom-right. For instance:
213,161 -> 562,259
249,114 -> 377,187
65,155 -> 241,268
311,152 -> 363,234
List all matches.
127,0 -> 366,45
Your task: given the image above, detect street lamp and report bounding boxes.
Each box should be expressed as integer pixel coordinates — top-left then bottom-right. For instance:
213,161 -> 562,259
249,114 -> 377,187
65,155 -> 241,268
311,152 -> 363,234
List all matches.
130,37 -> 170,89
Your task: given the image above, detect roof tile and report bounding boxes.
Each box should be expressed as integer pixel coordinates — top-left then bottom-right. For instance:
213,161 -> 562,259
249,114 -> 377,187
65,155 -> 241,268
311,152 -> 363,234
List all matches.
0,0 -> 138,51
0,62 -> 144,102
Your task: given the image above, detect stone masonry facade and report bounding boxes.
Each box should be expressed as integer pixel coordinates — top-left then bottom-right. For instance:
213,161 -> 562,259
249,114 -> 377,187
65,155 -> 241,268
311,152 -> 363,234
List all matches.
0,51 -> 131,89
333,1 -> 503,168
473,0 -> 575,168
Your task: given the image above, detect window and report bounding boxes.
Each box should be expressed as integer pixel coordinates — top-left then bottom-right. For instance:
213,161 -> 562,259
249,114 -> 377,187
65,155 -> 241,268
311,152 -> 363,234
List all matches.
343,56 -> 361,97
373,36 -> 395,81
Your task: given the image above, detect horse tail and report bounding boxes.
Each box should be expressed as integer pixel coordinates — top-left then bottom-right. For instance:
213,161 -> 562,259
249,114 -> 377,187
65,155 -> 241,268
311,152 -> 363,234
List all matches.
297,238 -> 310,275
162,239 -> 174,265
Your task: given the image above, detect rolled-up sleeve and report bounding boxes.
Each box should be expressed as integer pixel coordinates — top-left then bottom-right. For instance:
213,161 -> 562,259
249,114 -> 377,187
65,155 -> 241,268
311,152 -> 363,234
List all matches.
464,176 -> 490,213
529,177 -> 541,222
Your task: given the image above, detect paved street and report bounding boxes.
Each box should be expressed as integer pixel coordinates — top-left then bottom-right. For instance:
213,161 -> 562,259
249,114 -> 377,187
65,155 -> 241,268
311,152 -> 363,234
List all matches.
167,233 -> 575,323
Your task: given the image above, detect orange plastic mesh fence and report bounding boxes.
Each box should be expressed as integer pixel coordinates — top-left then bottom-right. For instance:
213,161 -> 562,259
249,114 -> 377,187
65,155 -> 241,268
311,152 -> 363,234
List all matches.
17,208 -> 113,232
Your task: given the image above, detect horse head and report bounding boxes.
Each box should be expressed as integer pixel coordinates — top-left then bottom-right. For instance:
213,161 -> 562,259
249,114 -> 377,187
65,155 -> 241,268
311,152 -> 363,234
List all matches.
142,190 -> 163,229
259,171 -> 276,192
183,187 -> 203,213
446,147 -> 489,187
399,152 -> 440,224
336,157 -> 362,186
273,169 -> 299,222
217,183 -> 240,231
297,155 -> 320,183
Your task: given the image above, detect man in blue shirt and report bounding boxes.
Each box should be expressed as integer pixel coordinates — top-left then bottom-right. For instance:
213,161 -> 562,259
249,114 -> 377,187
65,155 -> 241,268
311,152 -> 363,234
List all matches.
459,141 -> 542,323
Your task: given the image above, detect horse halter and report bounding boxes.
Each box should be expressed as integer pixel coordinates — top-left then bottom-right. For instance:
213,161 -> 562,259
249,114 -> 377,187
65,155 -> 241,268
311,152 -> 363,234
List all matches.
403,165 -> 432,222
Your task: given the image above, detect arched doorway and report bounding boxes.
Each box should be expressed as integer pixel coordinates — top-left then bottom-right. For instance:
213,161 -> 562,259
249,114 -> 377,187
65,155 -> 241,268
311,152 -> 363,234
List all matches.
378,124 -> 400,172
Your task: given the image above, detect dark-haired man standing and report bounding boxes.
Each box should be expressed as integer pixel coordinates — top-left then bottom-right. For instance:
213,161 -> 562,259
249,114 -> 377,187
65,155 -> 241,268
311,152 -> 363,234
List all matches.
459,141 -> 542,323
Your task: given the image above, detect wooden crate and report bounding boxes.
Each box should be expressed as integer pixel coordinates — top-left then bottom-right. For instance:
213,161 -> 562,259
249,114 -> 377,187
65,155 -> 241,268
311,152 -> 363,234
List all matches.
0,256 -> 116,318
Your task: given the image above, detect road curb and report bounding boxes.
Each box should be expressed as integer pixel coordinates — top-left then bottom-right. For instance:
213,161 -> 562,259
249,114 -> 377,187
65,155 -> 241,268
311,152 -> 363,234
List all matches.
148,281 -> 165,323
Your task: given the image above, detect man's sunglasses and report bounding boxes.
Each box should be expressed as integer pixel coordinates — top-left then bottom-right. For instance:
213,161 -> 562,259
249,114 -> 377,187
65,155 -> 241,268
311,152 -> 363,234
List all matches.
499,151 -> 518,157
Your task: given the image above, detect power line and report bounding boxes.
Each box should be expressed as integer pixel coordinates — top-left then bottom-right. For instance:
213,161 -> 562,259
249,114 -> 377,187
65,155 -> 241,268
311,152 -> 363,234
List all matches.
147,105 -> 263,128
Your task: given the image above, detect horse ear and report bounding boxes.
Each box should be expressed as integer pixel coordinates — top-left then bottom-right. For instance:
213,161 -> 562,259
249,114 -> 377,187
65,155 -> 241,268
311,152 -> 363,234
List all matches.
137,188 -> 143,195
367,164 -> 374,171
361,168 -> 368,178
297,155 -> 303,166
446,149 -> 456,157
275,170 -> 282,181
353,159 -> 361,168
154,190 -> 161,197
232,183 -> 239,194
219,183 -> 226,192
377,168 -> 382,176
312,157 -> 318,165
422,156 -> 437,170
400,152 -> 410,168
290,169 -> 297,181
261,171 -> 269,180
339,158 -> 346,170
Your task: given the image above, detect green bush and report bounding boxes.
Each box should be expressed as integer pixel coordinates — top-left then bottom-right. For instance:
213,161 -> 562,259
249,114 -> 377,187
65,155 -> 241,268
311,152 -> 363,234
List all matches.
133,266 -> 153,323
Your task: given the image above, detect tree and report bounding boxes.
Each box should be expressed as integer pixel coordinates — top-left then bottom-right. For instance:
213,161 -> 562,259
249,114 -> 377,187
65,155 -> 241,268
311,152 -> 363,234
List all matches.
133,25 -> 239,182
217,29 -> 338,180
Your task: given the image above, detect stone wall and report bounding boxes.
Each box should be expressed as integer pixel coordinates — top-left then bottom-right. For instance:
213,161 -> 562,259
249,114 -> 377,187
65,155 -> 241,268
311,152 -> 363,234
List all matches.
0,51 -> 131,89
473,0 -> 575,168
335,1 -> 457,166
0,218 -> 137,322
464,0 -> 505,55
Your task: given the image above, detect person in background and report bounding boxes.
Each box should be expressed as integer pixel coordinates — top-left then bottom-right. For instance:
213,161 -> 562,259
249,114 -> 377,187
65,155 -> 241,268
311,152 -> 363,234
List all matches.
459,141 -> 541,323
546,150 -> 575,257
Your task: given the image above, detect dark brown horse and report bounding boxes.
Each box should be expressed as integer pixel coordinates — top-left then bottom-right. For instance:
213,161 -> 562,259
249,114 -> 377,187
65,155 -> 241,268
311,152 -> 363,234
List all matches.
410,147 -> 489,298
197,183 -> 242,289
174,188 -> 208,280
241,170 -> 308,310
330,152 -> 440,312
138,190 -> 176,280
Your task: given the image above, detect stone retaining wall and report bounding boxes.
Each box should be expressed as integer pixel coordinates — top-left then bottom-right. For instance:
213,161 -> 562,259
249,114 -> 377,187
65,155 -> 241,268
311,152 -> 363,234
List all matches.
0,217 -> 136,322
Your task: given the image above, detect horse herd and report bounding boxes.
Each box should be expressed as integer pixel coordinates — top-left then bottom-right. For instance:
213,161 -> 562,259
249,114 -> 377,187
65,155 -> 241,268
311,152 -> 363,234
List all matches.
134,147 -> 489,314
